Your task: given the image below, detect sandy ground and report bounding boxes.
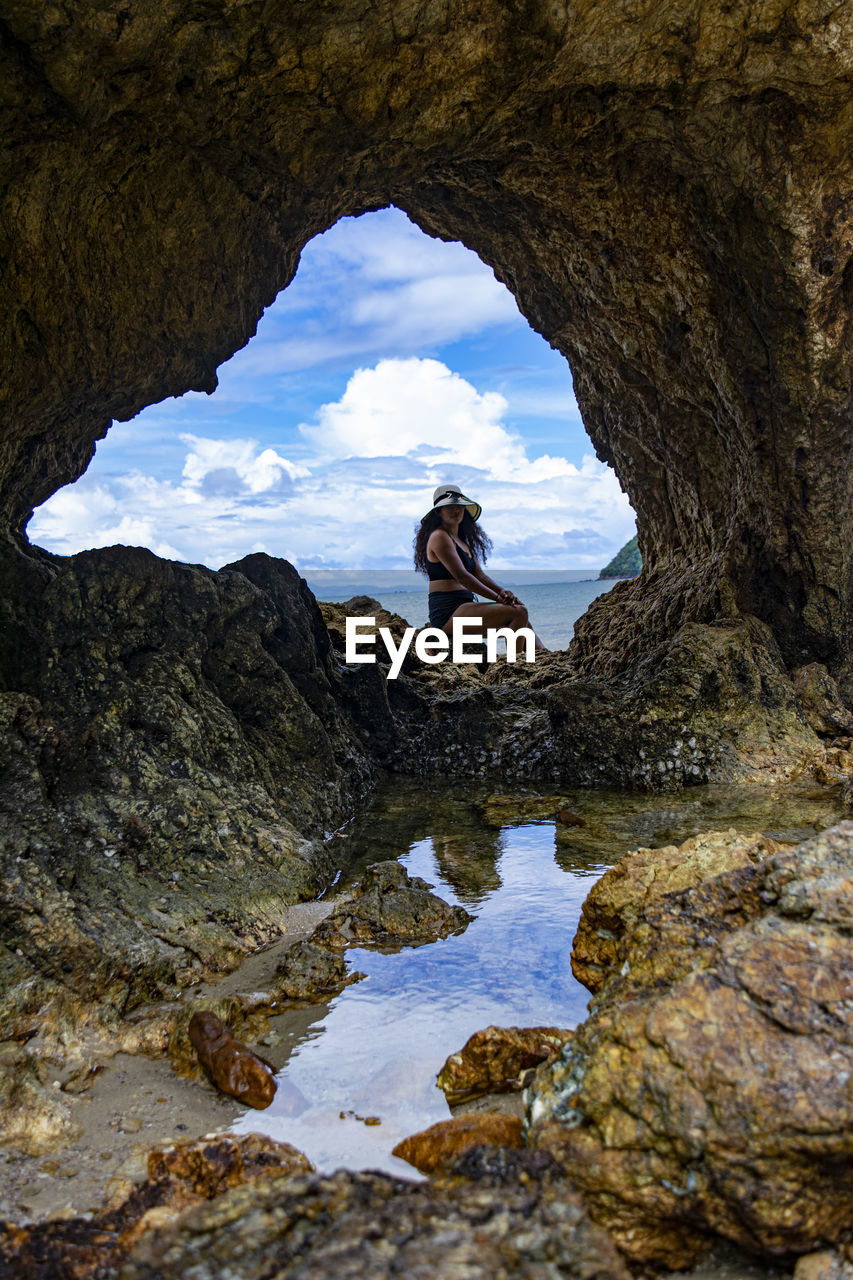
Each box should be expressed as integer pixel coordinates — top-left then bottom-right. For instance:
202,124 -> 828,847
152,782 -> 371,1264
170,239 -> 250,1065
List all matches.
0,895 -> 795,1278
0,899 -> 334,1225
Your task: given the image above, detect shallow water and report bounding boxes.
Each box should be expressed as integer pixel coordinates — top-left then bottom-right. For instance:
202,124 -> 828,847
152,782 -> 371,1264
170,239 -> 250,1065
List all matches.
234,776 -> 848,1177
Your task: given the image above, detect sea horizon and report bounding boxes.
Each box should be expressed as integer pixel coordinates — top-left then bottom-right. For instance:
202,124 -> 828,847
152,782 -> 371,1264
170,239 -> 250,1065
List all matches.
302,567 -> 601,597
306,572 -> 620,651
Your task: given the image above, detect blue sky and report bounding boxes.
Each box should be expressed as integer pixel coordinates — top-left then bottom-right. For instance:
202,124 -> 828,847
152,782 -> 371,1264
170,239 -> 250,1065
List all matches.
29,208 -> 635,571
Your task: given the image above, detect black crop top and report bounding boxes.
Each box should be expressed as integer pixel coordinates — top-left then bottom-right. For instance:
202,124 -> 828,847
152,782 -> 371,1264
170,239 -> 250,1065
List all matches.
426,542 -> 478,581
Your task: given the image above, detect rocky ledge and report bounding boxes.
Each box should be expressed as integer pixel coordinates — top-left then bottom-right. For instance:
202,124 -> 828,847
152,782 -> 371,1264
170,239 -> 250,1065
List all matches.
527,821 -> 853,1269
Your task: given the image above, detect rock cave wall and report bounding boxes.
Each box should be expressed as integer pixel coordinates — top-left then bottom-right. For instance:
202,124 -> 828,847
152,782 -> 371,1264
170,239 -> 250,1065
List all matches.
1,0 -> 852,674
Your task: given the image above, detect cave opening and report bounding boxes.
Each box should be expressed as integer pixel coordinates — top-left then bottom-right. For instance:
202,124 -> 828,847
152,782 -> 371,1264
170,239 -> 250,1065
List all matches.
25,207 -> 635,588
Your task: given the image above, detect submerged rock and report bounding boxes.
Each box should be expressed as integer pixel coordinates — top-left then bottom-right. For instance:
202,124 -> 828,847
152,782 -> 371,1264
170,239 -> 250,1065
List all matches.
123,1150 -> 628,1280
189,1011 -> 277,1110
437,1025 -> 574,1105
311,861 -> 472,950
273,940 -> 365,1000
527,821 -> 853,1268
392,1113 -> 524,1174
0,1132 -> 311,1280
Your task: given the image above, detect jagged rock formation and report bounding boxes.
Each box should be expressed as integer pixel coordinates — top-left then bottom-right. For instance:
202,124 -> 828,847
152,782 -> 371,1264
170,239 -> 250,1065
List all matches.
0,543 -> 378,1045
123,1149 -> 629,1280
0,562 -> 834,1058
1,0 -> 852,676
0,1133 -> 313,1280
526,822 -> 853,1268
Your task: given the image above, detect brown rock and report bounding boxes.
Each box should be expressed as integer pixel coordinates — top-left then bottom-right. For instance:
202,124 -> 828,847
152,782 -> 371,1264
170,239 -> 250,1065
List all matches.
437,1025 -> 574,1105
311,861 -> 472,950
792,664 -> 853,736
795,1248 -> 853,1280
273,940 -> 365,1001
188,1011 -> 277,1109
815,744 -> 853,786
528,821 -> 853,1268
0,1042 -> 83,1156
0,1132 -> 311,1280
392,1113 -> 524,1174
571,829 -> 779,994
480,794 -> 577,825
123,1152 -> 628,1280
145,1132 -> 312,1199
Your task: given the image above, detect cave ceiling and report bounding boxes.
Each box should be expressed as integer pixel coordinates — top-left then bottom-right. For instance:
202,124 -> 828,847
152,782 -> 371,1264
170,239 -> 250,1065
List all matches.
1,0 -> 852,663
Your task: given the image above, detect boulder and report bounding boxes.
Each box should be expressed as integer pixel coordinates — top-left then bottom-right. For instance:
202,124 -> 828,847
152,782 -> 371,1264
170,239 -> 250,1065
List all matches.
273,940 -> 365,1001
311,861 -> 472,950
437,1025 -> 574,1105
571,829 -> 780,994
0,1132 -> 311,1280
188,1011 -> 277,1109
392,1113 -> 524,1173
122,1150 -> 629,1280
527,822 -> 853,1268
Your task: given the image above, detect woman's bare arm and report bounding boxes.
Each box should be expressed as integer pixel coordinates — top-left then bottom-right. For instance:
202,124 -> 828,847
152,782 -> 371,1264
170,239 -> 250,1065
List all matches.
474,563 -> 522,606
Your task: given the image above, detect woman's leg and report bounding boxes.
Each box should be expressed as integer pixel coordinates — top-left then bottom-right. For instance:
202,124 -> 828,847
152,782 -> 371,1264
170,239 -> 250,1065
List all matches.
441,601 -> 548,653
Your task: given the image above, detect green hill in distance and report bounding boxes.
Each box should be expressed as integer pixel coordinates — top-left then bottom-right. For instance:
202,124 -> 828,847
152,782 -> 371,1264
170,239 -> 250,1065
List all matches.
599,534 -> 641,579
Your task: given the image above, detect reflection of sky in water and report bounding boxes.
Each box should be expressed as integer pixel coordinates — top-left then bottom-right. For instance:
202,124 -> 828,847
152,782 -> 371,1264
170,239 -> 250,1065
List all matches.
232,777 -> 848,1175
234,822 -> 607,1176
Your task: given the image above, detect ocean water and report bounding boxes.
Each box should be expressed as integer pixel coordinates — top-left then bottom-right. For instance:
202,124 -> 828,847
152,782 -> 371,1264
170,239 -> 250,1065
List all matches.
322,576 -> 618,651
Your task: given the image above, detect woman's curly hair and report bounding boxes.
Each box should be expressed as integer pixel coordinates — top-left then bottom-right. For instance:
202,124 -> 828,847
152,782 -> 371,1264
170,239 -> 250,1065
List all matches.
413,509 -> 492,575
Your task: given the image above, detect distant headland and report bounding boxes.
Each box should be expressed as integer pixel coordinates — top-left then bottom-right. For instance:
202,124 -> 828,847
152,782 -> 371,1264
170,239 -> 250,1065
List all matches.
599,535 -> 641,580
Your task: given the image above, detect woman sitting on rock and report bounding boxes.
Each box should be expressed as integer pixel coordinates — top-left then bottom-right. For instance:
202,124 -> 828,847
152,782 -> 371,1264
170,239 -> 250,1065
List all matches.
413,484 -> 546,651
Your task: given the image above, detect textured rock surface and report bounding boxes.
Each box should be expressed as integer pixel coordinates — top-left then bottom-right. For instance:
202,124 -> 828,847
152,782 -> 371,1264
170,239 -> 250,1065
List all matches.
273,940 -> 365,1001
437,1025 -> 574,1105
310,860 -> 472,949
0,1133 -> 311,1280
571,828 -> 781,994
123,1149 -> 629,1280
791,665 -> 853,736
323,601 -> 824,789
392,1112 -> 524,1173
527,821 -> 853,1267
188,1011 -> 276,1110
3,0 -> 853,675
0,1042 -> 83,1156
0,545 -> 376,1044
795,1248 -> 853,1280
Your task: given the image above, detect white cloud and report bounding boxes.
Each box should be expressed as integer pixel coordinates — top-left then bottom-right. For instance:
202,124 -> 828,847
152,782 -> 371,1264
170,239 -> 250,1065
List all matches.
225,210 -> 523,380
30,359 -> 634,572
301,357 -> 582,487
180,434 -> 309,494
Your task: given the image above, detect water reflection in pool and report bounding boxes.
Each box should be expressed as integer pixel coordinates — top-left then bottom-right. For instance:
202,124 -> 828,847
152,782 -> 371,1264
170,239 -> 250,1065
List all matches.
234,776 -> 847,1175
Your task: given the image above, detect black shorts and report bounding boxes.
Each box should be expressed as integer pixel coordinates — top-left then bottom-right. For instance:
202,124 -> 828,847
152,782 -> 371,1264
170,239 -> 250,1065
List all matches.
428,589 -> 475,628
